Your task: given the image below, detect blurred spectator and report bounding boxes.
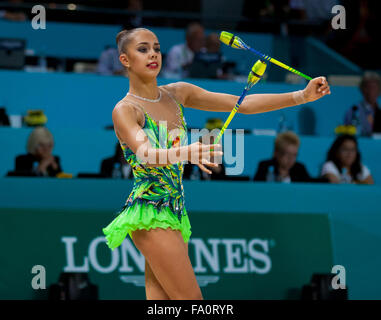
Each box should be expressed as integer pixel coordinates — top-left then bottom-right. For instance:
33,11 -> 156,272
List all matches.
14,126 -> 62,177
96,46 -> 126,76
254,131 -> 318,183
189,33 -> 228,79
0,107 -> 10,126
326,0 -> 380,69
343,72 -> 381,136
100,142 -> 132,179
239,0 -> 290,33
0,0 -> 27,22
123,0 -> 144,29
183,161 -> 226,181
321,134 -> 374,184
162,22 -> 205,78
242,0 -> 290,20
289,0 -> 338,23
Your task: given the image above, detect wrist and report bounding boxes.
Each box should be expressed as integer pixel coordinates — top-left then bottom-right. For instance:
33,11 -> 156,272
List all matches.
292,90 -> 307,105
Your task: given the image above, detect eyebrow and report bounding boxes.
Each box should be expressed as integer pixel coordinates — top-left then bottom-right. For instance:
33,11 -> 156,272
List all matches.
136,42 -> 160,46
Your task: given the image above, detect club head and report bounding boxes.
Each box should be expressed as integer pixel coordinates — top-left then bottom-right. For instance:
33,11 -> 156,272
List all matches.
219,31 -> 247,50
247,60 -> 267,89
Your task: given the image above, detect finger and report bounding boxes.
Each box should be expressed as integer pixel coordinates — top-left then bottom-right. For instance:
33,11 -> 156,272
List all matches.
209,151 -> 223,157
202,143 -> 222,151
210,151 -> 223,165
319,76 -> 326,85
198,163 -> 212,174
203,161 -> 218,168
321,86 -> 331,95
200,158 -> 216,167
318,84 -> 329,93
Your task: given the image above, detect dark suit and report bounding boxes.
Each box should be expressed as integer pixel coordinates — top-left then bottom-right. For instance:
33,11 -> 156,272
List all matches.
15,153 -> 62,177
183,162 -> 227,180
253,158 -> 324,183
100,156 -> 132,179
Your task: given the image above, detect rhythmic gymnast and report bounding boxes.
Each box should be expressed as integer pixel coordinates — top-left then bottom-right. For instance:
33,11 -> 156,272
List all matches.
102,27 -> 331,300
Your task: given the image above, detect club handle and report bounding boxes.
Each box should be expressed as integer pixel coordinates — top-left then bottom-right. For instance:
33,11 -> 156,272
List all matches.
248,47 -> 312,81
214,88 -> 248,145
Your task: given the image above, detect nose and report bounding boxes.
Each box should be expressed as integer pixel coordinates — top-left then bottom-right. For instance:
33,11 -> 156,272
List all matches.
150,49 -> 157,59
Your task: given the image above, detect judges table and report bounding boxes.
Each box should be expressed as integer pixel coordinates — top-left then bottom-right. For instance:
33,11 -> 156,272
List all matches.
0,178 -> 380,300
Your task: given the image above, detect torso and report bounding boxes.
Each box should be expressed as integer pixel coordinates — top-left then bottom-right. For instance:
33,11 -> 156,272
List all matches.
113,86 -> 188,218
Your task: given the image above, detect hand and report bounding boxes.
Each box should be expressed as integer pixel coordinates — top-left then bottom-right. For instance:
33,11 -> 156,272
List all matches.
303,76 -> 331,103
187,142 -> 223,174
38,155 -> 58,173
278,168 -> 289,179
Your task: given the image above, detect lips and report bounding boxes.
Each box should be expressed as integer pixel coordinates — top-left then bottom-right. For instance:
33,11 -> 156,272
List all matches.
147,62 -> 158,69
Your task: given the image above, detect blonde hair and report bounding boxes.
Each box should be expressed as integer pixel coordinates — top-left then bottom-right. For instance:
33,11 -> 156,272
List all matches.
27,126 -> 54,155
274,131 -> 300,153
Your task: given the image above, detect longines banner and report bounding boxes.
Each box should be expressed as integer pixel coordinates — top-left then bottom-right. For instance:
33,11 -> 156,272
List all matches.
0,208 -> 333,299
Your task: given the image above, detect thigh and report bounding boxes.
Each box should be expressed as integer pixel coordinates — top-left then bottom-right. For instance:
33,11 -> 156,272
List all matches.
145,260 -> 170,300
132,228 -> 202,300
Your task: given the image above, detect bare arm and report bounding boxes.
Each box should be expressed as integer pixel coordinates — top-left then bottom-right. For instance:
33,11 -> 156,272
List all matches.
164,77 -> 331,114
354,175 -> 374,185
112,101 -> 221,168
322,173 -> 341,184
324,173 -> 375,185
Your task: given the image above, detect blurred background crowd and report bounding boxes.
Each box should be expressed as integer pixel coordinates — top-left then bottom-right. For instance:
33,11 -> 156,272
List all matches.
0,0 -> 380,186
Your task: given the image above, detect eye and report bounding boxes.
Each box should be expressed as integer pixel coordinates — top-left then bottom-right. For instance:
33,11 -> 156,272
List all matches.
138,47 -> 147,53
154,47 -> 161,53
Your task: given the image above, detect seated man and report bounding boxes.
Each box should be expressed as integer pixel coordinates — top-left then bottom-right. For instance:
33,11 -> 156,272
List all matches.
162,22 -> 205,78
254,131 -> 318,183
96,46 -> 125,76
343,71 -> 381,136
183,161 -> 226,181
189,33 -> 226,79
100,142 -> 132,179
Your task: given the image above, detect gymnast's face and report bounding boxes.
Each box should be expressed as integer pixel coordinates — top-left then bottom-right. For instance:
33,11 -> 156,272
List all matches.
120,30 -> 162,80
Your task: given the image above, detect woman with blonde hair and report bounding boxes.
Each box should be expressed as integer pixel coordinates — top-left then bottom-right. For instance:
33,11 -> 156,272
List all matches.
102,27 -> 330,300
15,126 -> 62,177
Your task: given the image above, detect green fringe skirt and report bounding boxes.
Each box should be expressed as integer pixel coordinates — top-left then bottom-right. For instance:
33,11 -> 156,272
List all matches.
102,200 -> 192,250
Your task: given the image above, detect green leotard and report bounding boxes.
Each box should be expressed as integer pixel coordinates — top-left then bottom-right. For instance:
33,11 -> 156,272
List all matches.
102,95 -> 191,250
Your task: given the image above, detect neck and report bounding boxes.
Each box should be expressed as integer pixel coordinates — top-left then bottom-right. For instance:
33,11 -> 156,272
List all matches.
128,74 -> 159,100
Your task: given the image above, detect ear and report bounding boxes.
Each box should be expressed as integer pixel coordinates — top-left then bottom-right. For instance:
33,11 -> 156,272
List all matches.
119,53 -> 130,68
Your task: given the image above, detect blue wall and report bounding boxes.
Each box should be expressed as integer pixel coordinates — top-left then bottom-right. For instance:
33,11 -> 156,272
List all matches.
0,70 -> 371,136
0,20 -> 272,74
0,20 -> 120,59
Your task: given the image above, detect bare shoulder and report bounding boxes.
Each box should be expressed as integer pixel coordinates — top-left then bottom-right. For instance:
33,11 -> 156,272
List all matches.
112,99 -> 144,127
160,81 -> 195,106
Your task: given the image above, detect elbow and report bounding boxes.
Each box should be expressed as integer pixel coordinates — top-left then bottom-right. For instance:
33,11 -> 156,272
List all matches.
238,104 -> 250,115
239,103 -> 260,115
